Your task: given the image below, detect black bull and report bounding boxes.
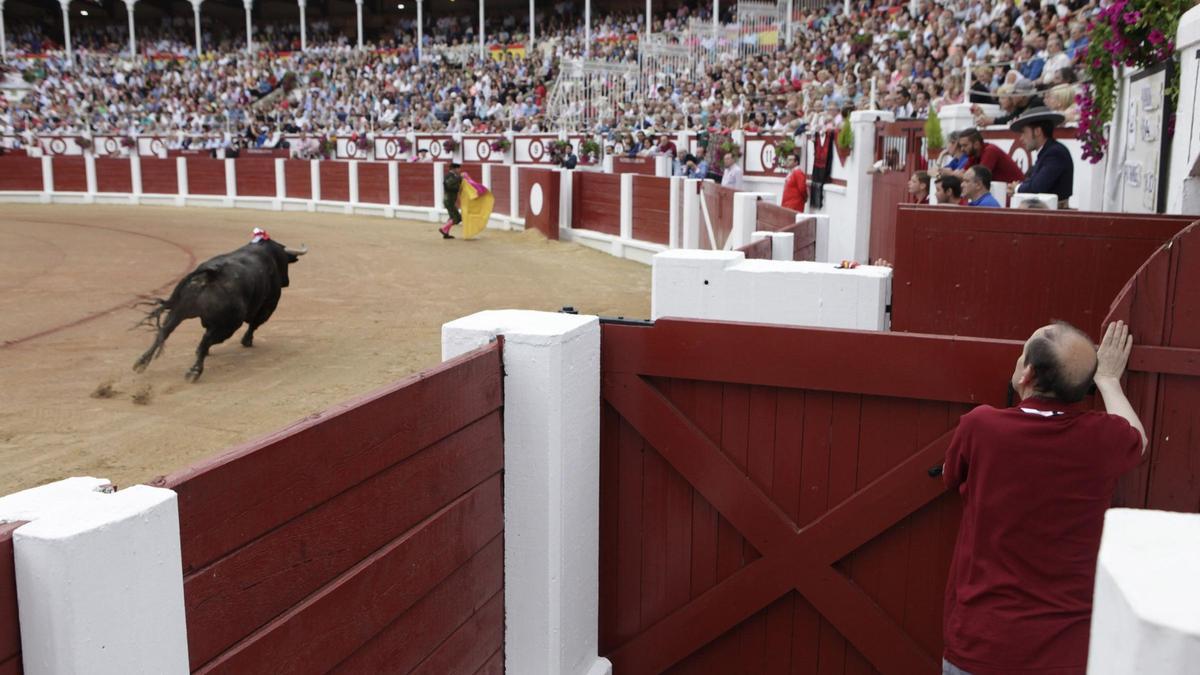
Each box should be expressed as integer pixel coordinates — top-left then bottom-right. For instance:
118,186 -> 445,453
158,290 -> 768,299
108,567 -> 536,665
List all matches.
134,239 -> 308,381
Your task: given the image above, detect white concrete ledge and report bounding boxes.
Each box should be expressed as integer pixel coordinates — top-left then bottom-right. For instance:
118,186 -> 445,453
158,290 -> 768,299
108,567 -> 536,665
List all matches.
652,249 -> 892,330
1088,509 -> 1200,674
0,478 -> 189,675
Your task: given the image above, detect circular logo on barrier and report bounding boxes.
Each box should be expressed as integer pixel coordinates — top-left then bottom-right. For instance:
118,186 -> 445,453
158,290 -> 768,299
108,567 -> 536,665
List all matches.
103,137 -> 119,154
150,138 -> 166,156
530,183 -> 544,216
384,139 -> 398,159
761,143 -> 776,171
1009,142 -> 1033,174
529,139 -> 545,162
429,141 -> 443,158
50,137 -> 67,155
477,140 -> 492,160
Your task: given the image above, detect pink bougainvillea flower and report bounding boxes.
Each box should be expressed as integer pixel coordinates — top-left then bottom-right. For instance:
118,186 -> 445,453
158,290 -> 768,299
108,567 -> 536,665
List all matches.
1148,29 -> 1165,45
1122,11 -> 1142,24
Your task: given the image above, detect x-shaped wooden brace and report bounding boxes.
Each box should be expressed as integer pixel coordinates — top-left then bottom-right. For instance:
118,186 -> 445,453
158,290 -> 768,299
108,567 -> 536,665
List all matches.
603,372 -> 953,675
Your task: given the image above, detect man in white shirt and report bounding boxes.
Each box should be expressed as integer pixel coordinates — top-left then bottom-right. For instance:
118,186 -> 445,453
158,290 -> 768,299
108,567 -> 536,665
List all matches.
720,152 -> 745,191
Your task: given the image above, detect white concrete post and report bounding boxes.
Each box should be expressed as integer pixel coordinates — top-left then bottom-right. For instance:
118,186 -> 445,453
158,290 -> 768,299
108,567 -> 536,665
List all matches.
509,165 -> 519,221
190,0 -> 202,55
668,175 -> 681,248
770,231 -> 794,261
355,0 -> 363,49
1088,509 -> 1200,673
388,160 -> 399,210
175,156 -> 188,204
308,159 -> 321,207
840,110 -> 892,263
298,0 -> 307,51
785,0 -> 792,45
619,172 -> 633,244
730,192 -> 771,250
441,310 -> 611,675
348,160 -> 359,206
654,155 -> 671,176
843,0 -> 850,16
645,0 -> 651,34
0,0 -> 7,61
0,478 -> 190,675
478,0 -> 484,60
243,0 -> 252,52
40,156 -> 52,193
712,0 -> 718,27
129,154 -> 142,200
681,177 -> 700,248
529,0 -> 534,51
59,0 -> 72,65
558,168 -> 573,231
224,157 -> 236,202
433,162 -> 445,219
83,152 -> 96,197
810,213 -> 830,262
123,0 -> 137,57
416,0 -> 423,62
274,157 -> 286,201
585,0 -> 591,57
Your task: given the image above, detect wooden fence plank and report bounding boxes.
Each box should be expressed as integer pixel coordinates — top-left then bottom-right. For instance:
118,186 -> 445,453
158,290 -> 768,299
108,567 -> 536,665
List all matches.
0,523 -> 21,671
410,590 -> 504,675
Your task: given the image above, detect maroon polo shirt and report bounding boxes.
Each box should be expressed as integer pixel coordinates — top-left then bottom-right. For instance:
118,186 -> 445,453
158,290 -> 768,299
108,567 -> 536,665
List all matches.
966,142 -> 1026,183
943,397 -> 1142,675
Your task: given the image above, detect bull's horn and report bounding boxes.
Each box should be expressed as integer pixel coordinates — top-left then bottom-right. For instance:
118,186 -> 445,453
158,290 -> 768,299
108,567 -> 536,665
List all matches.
285,244 -> 309,256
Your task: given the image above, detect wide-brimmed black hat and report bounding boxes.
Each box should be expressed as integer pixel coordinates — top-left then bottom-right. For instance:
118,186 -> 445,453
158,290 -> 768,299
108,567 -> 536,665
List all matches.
1010,106 -> 1065,132
448,162 -> 462,168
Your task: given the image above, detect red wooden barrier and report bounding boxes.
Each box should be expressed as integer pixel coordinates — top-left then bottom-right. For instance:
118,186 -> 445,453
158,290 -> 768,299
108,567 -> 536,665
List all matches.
0,524 -> 21,675
869,172 -> 910,262
572,173 -> 621,236
396,163 -> 434,207
631,176 -> 670,245
700,183 -> 736,250
892,206 -> 1193,341
522,168 -> 560,240
140,157 -> 178,194
156,342 -> 504,673
755,204 -> 817,261
0,156 -> 42,191
94,157 -> 132,194
283,159 -> 311,199
490,165 -> 512,216
599,318 -> 1019,674
736,237 -> 772,259
357,162 -> 389,204
51,156 -> 86,192
319,161 -> 349,202
1104,222 -> 1200,514
186,158 -> 225,196
612,156 -> 657,175
234,158 -> 275,198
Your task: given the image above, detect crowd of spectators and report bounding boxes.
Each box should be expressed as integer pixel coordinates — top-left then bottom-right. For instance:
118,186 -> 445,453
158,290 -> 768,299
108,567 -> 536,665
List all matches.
0,0 -> 1096,158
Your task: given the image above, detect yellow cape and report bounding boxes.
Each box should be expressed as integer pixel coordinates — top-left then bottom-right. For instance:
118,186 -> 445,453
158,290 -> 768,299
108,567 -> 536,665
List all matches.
460,178 -> 495,239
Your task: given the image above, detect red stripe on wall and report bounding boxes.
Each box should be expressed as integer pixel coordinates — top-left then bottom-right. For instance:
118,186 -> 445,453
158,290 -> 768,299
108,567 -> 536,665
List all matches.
319,161 -> 350,202
631,175 -> 671,245
358,162 -> 389,204
52,156 -> 87,192
140,157 -> 178,195
0,156 -> 42,191
235,158 -> 276,197
572,172 -> 621,236
95,157 -> 132,194
187,158 -> 226,196
396,163 -> 435,207
490,166 -> 511,217
284,160 -> 311,200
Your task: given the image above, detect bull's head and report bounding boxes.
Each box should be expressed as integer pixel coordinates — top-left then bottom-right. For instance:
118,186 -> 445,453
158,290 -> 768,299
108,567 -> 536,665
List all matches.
262,240 -> 308,287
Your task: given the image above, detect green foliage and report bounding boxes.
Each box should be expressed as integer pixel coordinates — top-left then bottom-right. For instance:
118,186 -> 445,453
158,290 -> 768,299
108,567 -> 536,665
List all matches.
836,119 -> 854,150
924,106 -> 944,151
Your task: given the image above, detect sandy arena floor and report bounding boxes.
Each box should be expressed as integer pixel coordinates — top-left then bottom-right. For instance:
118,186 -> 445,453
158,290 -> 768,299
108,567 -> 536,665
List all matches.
0,204 -> 650,494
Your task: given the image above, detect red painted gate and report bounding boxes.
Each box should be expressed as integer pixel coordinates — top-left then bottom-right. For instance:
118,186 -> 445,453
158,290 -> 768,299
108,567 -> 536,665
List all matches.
599,319 -> 1018,674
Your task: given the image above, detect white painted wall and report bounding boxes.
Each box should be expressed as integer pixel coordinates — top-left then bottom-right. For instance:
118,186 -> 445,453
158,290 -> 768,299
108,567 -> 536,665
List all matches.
0,478 -> 189,675
1088,508 -> 1200,673
651,250 -> 891,330
441,310 -> 611,675
1167,4 -> 1200,214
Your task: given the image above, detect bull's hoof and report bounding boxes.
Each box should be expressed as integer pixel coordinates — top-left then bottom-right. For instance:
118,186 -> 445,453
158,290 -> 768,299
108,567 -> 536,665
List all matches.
241,337 -> 254,348
185,368 -> 203,382
132,360 -> 148,373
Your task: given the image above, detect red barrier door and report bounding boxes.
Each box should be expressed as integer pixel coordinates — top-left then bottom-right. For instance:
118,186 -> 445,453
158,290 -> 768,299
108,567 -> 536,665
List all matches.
599,319 -> 1019,674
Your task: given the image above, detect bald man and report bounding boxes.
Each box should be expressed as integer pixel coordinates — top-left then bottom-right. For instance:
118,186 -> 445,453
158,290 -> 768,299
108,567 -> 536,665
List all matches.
942,321 -> 1146,675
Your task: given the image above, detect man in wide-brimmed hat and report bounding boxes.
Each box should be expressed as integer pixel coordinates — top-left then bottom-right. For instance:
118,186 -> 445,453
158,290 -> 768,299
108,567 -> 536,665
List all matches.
1012,106 -> 1073,207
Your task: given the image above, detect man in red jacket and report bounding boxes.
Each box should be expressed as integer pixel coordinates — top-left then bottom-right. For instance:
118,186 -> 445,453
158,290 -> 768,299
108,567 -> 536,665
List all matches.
780,154 -> 807,211
956,127 -> 1025,185
942,320 -> 1146,675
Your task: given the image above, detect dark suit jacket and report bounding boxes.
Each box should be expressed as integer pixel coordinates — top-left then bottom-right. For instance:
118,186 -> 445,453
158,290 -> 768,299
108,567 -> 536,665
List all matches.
1018,138 -> 1073,202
